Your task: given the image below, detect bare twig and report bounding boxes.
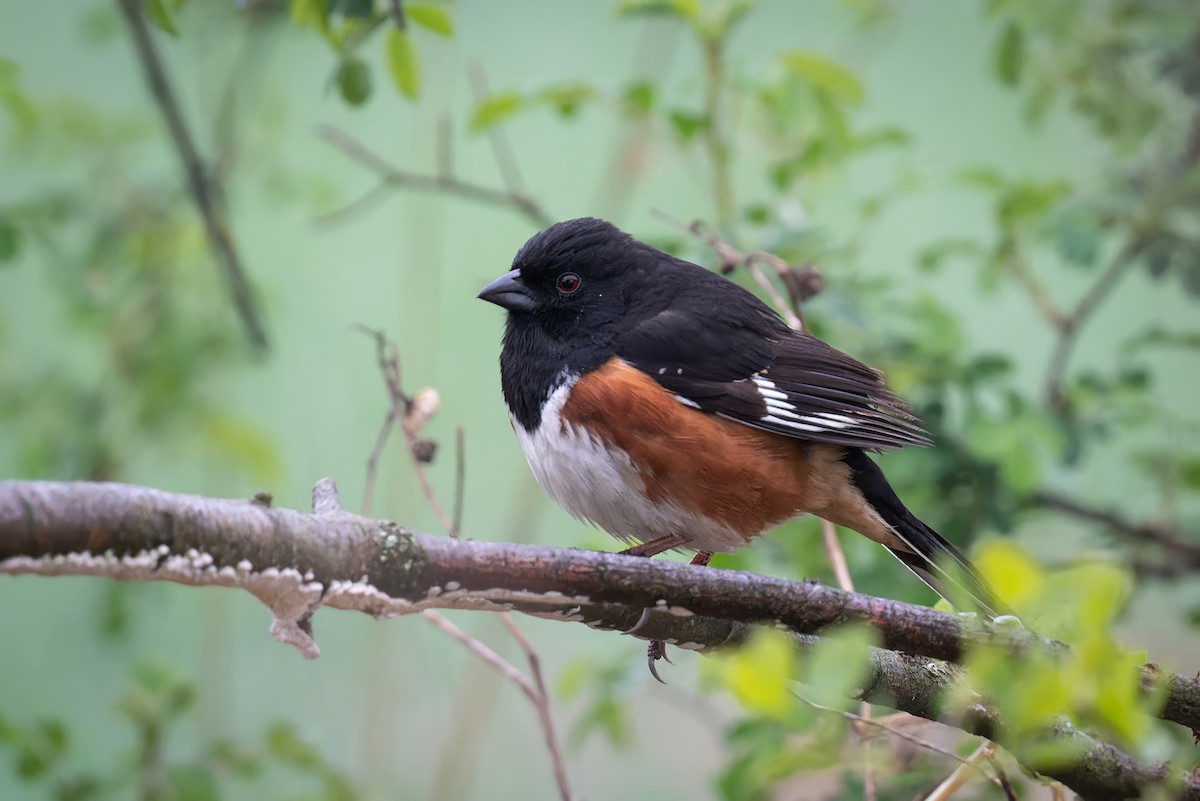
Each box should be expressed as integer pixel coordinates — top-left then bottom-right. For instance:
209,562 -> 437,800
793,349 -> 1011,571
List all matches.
355,325 -> 458,537
1044,239 -> 1146,409
318,125 -> 553,228
923,742 -> 995,801
115,0 -> 269,352
452,426 -> 465,537
497,613 -> 572,801
420,610 -> 536,698
1030,490 -> 1200,568
819,520 -> 878,801
387,0 -> 406,30
794,694 -> 989,781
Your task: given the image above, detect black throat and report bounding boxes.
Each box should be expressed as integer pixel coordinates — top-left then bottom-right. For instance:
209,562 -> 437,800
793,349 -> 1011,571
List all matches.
499,311 -> 611,431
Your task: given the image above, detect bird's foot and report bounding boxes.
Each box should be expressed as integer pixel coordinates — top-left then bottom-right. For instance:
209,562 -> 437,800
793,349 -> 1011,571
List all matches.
647,639 -> 672,684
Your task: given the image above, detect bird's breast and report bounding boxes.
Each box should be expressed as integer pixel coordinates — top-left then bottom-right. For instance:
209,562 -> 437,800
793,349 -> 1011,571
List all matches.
508,358 -> 858,553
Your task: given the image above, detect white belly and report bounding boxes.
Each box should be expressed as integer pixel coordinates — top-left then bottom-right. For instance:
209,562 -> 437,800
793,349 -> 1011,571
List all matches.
510,379 -> 748,553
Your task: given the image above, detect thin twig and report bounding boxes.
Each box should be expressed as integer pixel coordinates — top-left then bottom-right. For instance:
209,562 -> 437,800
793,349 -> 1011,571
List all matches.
820,520 -> 876,801
1031,490 -> 1199,567
984,749 -> 1019,801
355,325 -> 458,537
318,125 -> 553,228
498,613 -> 573,801
387,0 -> 406,30
421,610 -> 537,699
1044,239 -> 1145,409
314,180 -> 396,228
923,742 -> 995,801
115,0 -> 269,352
794,694 -> 990,781
452,426 -> 465,538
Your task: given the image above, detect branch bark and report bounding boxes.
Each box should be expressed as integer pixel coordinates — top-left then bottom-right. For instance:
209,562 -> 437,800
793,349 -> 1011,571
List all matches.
2,480 -> 1198,800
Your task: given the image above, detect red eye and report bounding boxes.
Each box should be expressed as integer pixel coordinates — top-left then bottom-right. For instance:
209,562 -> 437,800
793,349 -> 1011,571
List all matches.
556,272 -> 581,294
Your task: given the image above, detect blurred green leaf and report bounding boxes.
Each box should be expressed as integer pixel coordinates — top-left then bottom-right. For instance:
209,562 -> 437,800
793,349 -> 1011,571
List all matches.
201,415 -> 283,486
334,58 -> 372,106
780,51 -> 864,102
995,22 -> 1024,85
622,80 -> 656,114
168,765 -> 219,801
800,625 -> 876,709
265,722 -> 319,768
705,630 -> 796,719
537,82 -> 595,118
0,216 -> 20,263
668,108 -> 708,142
384,29 -> 420,99
143,0 -> 179,36
406,4 -> 453,36
614,0 -> 700,22
470,91 -> 523,131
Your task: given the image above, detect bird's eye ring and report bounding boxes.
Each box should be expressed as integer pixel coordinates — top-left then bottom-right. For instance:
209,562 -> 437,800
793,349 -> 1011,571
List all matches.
556,272 -> 582,295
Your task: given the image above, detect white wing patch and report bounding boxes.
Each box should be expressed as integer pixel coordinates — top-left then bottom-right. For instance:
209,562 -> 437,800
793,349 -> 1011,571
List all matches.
753,374 -> 859,435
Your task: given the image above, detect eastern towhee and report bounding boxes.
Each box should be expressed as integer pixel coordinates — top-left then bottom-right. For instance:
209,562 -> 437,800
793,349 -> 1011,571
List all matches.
478,217 -> 1006,676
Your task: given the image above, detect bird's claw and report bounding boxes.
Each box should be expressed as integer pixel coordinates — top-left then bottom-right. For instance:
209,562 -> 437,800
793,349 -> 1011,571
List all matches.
647,640 -> 671,684
622,606 -> 654,636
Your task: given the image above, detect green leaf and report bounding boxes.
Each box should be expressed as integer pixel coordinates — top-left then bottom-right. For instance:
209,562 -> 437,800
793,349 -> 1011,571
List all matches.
202,415 -> 283,486
0,216 -> 20,263
385,29 -> 421,99
614,0 -> 700,22
143,0 -> 179,36
801,625 -> 876,708
406,4 -> 453,36
334,58 -> 371,106
779,51 -> 864,103
469,91 -> 523,131
168,765 -> 219,801
995,22 -> 1024,85
537,82 -> 595,118
667,108 -> 708,142
622,80 -> 656,114
705,630 -> 796,719
265,722 -> 319,768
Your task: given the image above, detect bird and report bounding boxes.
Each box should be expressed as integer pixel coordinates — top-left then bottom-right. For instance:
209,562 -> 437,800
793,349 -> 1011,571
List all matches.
478,217 -> 1007,678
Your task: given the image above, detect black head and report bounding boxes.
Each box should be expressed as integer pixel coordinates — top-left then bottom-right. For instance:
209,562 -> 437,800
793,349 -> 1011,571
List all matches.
477,217 -> 652,339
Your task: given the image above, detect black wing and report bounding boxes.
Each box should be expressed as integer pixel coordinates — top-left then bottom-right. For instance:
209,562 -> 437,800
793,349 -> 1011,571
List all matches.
615,307 -> 930,451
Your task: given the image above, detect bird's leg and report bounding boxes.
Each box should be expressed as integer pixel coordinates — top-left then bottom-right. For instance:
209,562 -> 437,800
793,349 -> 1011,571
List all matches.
618,532 -> 691,558
643,550 -> 714,684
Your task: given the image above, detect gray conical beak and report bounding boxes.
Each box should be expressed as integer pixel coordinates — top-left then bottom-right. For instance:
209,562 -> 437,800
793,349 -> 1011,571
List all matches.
477,269 -> 535,312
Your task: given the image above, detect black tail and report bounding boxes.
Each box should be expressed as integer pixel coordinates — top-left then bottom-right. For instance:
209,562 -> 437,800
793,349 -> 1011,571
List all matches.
841,449 -> 1011,619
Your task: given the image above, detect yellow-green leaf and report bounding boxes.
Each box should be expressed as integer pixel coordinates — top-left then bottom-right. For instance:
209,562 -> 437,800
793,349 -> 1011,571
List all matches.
974,540 -> 1045,610
706,630 -> 796,719
470,91 -> 523,131
780,51 -> 864,103
801,624 -> 876,708
406,4 -> 453,36
144,0 -> 179,36
385,28 -> 420,99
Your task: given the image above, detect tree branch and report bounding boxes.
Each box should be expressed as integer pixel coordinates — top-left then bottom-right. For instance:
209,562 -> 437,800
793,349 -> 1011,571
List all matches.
2,480 -> 1198,800
1031,490 -> 1200,569
317,125 -> 553,229
115,0 -> 269,352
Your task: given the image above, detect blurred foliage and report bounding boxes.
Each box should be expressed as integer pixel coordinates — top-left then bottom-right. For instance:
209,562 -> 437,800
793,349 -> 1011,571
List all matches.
0,663 -> 362,801
2,0 -> 1200,799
